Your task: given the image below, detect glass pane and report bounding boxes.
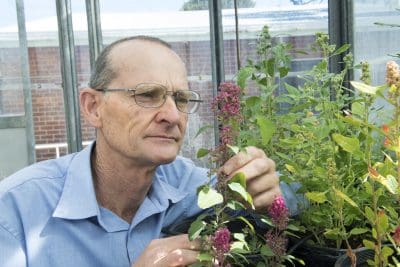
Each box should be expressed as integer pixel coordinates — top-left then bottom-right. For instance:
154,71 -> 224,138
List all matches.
225,0 -> 329,88
24,0 -> 68,161
0,1 -> 28,178
99,0 -> 215,165
0,1 -> 24,116
354,1 -> 400,124
354,1 -> 400,84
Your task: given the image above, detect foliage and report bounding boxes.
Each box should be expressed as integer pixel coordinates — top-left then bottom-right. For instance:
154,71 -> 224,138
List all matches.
189,80 -> 301,265
236,26 -> 400,266
181,0 -> 255,11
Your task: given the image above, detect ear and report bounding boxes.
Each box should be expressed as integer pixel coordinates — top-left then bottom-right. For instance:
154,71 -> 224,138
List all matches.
80,88 -> 103,128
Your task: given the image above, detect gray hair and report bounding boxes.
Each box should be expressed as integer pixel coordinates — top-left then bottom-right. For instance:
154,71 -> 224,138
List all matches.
88,36 -> 172,89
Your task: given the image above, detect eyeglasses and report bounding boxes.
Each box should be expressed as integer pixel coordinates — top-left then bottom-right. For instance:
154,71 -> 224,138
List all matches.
96,83 -> 203,114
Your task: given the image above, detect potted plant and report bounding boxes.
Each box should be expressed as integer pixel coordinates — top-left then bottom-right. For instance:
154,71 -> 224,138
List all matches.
235,25 -> 400,266
182,80 -> 303,267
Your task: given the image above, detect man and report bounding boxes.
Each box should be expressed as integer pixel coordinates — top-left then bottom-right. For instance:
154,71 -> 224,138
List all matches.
0,36 -> 297,267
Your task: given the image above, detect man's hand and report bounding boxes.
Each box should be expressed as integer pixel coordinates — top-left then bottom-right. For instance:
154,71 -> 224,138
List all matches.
220,146 -> 281,211
132,234 -> 201,267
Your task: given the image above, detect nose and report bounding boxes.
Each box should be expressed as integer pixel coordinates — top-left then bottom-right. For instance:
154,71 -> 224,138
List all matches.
156,95 -> 182,122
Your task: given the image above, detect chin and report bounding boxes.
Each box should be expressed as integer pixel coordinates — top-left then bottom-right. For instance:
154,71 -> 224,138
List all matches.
150,148 -> 179,165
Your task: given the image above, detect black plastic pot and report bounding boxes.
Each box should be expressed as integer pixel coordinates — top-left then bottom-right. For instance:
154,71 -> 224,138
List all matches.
290,242 -> 348,267
334,247 -> 374,267
334,245 -> 400,267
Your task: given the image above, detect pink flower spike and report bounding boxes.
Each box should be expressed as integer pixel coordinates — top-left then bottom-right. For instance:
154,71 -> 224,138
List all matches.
212,227 -> 231,264
212,227 -> 231,254
268,195 -> 289,230
393,225 -> 400,245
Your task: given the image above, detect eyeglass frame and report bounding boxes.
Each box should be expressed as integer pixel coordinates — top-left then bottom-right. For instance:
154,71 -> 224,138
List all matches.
94,83 -> 203,114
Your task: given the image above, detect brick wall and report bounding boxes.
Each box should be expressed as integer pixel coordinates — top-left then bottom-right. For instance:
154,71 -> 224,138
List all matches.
0,35 -> 318,162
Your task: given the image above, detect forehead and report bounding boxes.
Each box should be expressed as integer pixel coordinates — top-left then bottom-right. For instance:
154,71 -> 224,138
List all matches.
109,40 -> 188,88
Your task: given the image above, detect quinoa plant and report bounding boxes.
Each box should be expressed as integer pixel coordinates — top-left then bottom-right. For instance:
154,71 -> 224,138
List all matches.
190,81 -> 298,267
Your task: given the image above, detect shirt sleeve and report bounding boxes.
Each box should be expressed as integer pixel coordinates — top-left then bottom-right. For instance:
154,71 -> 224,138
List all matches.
280,181 -> 307,217
0,223 -> 26,267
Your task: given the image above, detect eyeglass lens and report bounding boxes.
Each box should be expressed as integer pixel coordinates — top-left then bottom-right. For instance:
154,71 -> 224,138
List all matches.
132,84 -> 199,113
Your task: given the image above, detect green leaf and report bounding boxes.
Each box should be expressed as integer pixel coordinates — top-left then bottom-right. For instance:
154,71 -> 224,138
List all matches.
341,115 -> 362,127
227,144 -> 240,155
229,172 -> 246,188
226,199 -> 246,210
194,125 -> 213,139
333,187 -> 359,208
260,217 -> 274,227
237,216 -> 255,233
266,58 -> 275,77
316,59 -> 327,71
377,210 -> 389,233
245,96 -> 261,107
196,148 -> 210,158
382,245 -> 394,258
197,185 -> 223,209
236,66 -> 253,89
230,240 -> 250,252
365,206 -> 375,224
261,245 -> 275,256
228,182 -> 251,204
333,43 -> 350,55
278,66 -> 289,78
233,233 -> 246,242
350,81 -> 379,95
332,133 -> 360,153
305,191 -> 327,203
285,83 -> 300,96
286,224 -> 301,232
256,115 -> 276,145
349,227 -> 369,236
363,239 -> 375,250
196,252 -> 213,262
324,228 -> 342,240
351,102 -> 364,117
285,164 -> 296,173
188,220 -> 206,240
369,173 -> 398,195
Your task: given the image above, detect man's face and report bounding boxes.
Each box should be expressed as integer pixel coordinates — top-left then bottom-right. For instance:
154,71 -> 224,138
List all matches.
96,40 -> 189,167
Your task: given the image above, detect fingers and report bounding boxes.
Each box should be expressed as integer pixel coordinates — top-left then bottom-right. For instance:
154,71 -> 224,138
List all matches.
221,147 -> 271,176
133,234 -> 202,267
220,146 -> 281,211
155,248 -> 199,267
163,234 -> 202,251
246,169 -> 279,196
252,184 -> 282,211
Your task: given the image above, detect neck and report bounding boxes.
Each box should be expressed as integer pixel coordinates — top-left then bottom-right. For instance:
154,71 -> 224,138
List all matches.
91,142 -> 156,223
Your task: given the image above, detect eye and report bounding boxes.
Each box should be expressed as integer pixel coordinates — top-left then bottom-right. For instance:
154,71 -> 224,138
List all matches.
175,91 -> 191,103
134,84 -> 165,103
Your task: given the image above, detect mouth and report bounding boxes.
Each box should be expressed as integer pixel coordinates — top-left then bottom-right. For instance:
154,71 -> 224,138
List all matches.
146,135 -> 179,142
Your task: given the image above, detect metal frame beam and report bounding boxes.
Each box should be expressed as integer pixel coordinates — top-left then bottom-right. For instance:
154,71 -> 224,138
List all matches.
208,0 -> 225,147
16,0 -> 36,163
56,0 -> 82,153
328,0 -> 354,89
85,0 -> 103,70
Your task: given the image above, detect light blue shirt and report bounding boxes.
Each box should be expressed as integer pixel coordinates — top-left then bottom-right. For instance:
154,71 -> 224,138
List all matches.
0,142 -> 300,267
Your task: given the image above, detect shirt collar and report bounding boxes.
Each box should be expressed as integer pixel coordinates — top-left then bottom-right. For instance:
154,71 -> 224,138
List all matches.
130,166 -> 188,227
53,142 -> 188,224
53,142 -> 99,219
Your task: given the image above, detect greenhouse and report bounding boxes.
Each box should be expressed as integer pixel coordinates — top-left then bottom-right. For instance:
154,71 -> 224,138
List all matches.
1,0 -> 400,266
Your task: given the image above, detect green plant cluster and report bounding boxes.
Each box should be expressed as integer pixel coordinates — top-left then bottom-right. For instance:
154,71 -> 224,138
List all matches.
236,25 -> 400,266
